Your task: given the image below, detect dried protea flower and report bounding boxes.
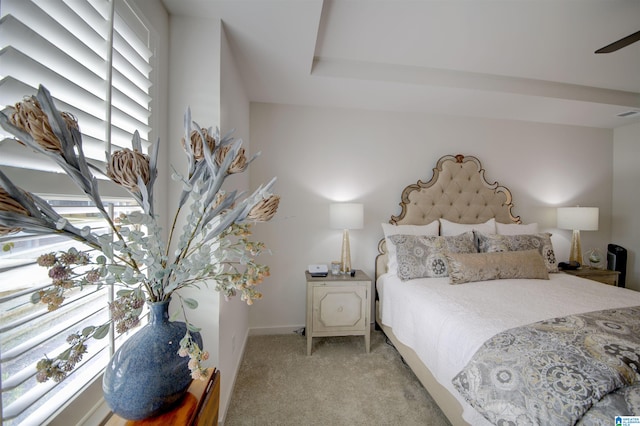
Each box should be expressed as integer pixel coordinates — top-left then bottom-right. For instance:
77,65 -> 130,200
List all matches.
107,148 -> 151,191
215,145 -> 247,174
0,187 -> 30,235
9,96 -> 78,155
212,191 -> 234,211
181,128 -> 215,161
247,195 -> 280,222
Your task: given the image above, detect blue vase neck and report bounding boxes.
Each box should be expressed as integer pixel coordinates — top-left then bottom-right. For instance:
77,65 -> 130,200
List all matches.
148,301 -> 170,325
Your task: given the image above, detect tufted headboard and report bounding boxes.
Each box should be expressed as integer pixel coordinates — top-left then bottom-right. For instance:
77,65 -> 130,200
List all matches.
375,154 -> 521,280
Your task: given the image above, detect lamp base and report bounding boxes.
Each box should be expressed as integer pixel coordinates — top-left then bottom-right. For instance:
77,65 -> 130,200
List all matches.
569,229 -> 582,265
340,229 -> 351,273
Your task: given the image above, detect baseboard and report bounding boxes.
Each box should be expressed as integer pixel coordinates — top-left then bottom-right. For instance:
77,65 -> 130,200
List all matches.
248,325 -> 303,335
248,322 -> 374,336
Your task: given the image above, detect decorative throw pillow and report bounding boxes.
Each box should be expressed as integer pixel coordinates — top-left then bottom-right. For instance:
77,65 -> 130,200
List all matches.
439,218 -> 496,237
446,250 -> 549,285
389,231 -> 476,281
382,221 -> 440,275
476,232 -> 558,273
496,222 -> 539,235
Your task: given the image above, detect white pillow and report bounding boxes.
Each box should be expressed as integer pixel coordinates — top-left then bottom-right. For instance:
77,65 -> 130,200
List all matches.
496,222 -> 539,235
382,221 -> 439,275
439,218 -> 496,236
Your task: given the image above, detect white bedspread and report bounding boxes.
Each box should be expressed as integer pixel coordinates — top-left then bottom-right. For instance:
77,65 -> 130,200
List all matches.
377,273 -> 640,425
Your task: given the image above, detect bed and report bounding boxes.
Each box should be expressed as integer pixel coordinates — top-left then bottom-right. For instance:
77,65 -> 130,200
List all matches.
375,154 -> 640,426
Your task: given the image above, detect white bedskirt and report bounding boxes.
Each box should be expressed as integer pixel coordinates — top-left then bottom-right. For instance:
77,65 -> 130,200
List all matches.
377,273 -> 640,425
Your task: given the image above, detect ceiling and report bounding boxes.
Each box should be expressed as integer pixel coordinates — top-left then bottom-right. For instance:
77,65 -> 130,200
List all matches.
162,0 -> 640,129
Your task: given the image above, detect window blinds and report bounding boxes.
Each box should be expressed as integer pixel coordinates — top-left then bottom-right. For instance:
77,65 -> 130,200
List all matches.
0,0 -> 154,423
0,199 -> 141,425
0,211 -> 112,425
0,0 -> 153,171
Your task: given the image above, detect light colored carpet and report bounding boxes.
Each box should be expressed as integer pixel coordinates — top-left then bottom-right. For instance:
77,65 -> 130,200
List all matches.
224,330 -> 451,425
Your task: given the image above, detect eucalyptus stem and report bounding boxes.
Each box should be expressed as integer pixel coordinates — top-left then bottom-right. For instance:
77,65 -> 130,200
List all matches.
170,202 -> 206,278
164,205 -> 183,261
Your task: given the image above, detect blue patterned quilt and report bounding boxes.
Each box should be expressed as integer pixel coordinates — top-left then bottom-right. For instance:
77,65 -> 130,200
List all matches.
452,306 -> 640,425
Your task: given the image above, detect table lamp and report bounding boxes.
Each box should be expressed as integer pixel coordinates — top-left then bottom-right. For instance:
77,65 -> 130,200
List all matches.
557,206 -> 599,265
330,203 -> 363,273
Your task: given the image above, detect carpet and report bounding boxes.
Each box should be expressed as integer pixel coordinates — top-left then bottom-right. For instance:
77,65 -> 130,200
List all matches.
224,330 -> 451,425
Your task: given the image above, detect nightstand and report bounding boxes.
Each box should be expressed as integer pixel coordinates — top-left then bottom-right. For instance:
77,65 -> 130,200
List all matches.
563,266 -> 620,286
305,270 -> 371,355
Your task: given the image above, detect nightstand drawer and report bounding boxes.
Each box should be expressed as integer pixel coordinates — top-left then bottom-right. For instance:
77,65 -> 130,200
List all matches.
312,286 -> 367,332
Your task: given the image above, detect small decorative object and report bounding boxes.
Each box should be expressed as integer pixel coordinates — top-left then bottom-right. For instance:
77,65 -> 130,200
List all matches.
329,203 -> 364,273
331,261 -> 341,275
0,85 -> 279,419
587,248 -> 604,269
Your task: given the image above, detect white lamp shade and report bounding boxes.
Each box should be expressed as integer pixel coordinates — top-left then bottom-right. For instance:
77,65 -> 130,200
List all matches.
557,207 -> 599,231
330,203 -> 364,230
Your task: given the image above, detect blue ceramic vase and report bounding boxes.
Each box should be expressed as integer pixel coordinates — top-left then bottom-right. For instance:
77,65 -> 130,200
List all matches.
102,300 -> 203,420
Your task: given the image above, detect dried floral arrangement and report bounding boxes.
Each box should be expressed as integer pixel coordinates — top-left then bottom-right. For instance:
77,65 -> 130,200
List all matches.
0,85 -> 279,382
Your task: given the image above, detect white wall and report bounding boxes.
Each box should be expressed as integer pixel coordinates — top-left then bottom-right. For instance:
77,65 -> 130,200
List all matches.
248,103 -> 615,331
218,23 -> 252,421
167,10 -> 222,413
168,15 -> 259,423
613,122 -> 640,291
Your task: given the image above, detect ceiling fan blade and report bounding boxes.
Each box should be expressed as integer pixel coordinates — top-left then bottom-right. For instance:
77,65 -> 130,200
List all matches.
595,30 -> 640,53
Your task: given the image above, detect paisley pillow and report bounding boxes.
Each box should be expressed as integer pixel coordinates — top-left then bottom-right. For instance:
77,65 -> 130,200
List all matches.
389,231 -> 476,281
382,221 -> 440,276
446,250 -> 549,285
476,231 -> 558,273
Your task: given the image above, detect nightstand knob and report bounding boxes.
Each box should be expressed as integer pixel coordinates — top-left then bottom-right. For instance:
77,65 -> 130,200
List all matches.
337,306 -> 343,312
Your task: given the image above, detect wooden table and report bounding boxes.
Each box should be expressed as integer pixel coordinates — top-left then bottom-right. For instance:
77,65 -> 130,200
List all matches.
563,266 -> 620,286
105,369 -> 220,426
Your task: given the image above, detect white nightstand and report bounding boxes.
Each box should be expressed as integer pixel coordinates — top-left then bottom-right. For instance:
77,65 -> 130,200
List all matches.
305,270 -> 371,356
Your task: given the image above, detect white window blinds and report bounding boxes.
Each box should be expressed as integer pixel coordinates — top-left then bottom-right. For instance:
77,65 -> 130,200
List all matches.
0,0 -> 154,424
0,0 -> 153,171
0,199 -> 142,425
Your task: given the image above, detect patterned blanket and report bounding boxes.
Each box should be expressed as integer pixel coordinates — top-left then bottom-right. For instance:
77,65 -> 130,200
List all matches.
452,306 -> 640,425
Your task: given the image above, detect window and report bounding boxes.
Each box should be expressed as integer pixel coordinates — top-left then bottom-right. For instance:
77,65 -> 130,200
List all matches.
0,199 -> 141,425
0,0 -> 155,423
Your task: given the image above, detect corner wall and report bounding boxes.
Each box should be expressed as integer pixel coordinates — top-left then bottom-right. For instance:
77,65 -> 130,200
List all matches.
218,23 -> 252,421
168,15 -> 254,423
612,122 -> 640,291
167,11 -> 223,416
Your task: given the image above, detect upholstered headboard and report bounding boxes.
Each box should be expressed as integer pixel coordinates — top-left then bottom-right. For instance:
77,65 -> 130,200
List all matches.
375,154 -> 521,279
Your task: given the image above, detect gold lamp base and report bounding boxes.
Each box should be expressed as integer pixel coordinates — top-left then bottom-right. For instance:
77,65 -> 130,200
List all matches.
569,229 -> 582,264
340,229 -> 351,273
